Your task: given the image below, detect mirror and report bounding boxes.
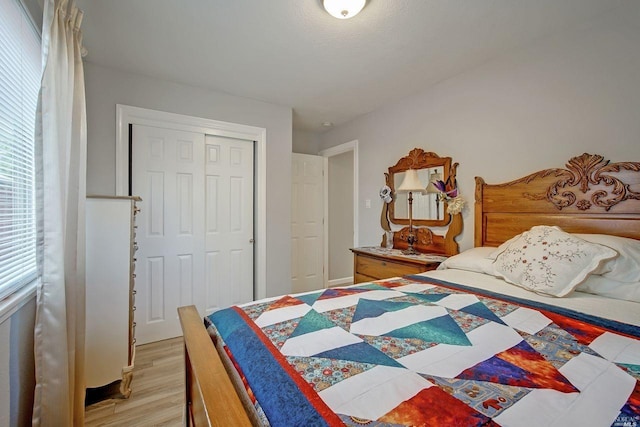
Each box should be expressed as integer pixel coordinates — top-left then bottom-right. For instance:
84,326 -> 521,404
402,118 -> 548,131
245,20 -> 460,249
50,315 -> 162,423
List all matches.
393,168 -> 445,221
385,148 -> 457,227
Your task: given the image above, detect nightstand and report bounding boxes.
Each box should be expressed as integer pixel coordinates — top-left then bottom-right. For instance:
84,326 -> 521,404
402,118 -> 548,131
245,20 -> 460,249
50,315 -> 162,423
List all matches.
350,247 -> 447,284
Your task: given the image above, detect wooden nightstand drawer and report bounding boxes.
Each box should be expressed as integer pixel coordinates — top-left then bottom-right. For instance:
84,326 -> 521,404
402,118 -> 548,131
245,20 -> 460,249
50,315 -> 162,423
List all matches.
356,255 -> 424,280
351,247 -> 447,284
354,272 -> 379,283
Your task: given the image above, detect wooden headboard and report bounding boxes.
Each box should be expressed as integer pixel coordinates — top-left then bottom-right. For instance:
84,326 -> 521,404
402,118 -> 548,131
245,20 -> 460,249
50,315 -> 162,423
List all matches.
475,153 -> 640,247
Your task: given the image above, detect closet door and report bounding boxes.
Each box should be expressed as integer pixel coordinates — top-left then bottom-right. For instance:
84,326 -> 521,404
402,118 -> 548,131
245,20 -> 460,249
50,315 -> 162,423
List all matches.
132,125 -> 254,344
204,135 -> 254,312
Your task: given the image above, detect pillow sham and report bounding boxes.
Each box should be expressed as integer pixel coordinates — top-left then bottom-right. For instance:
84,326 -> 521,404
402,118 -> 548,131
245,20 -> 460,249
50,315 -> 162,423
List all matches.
492,225 -> 617,297
574,234 -> 640,283
575,274 -> 640,303
438,247 -> 497,276
488,234 -> 519,260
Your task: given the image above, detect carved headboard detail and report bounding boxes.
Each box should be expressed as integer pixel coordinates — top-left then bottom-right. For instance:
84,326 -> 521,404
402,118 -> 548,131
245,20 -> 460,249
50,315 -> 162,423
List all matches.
516,153 -> 640,211
475,153 -> 640,247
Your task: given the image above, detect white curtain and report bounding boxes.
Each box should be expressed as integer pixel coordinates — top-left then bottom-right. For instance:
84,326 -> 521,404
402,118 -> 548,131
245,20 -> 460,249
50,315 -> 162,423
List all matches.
32,0 -> 87,425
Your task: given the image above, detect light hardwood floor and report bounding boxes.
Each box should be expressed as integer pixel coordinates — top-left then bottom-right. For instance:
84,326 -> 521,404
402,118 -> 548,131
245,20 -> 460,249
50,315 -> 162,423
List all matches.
85,337 -> 185,426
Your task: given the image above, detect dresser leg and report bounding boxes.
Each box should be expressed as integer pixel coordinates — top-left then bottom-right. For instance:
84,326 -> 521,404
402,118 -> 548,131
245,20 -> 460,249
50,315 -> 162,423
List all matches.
120,365 -> 134,398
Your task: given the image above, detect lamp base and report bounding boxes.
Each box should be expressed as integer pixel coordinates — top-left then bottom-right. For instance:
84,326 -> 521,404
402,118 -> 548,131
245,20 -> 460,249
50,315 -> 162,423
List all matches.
402,246 -> 419,255
403,229 -> 418,255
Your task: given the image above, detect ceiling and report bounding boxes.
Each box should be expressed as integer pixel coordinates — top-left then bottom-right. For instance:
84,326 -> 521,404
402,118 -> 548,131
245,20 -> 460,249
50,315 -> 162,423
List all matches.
75,0 -> 623,133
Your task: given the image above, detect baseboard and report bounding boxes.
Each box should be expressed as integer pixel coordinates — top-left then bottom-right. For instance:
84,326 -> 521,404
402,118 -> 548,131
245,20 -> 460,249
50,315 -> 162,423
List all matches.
328,277 -> 354,288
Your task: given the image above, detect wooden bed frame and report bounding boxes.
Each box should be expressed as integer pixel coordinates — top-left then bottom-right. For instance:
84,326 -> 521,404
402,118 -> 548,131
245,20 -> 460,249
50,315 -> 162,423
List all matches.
177,305 -> 253,426
178,153 -> 640,426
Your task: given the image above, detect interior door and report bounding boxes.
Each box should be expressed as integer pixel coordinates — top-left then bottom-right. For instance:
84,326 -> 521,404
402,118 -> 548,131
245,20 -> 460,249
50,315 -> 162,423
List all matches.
132,124 -> 254,344
291,153 -> 325,293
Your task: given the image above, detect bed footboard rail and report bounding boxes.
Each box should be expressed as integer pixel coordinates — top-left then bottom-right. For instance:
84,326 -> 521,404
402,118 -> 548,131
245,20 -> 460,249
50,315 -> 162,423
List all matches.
178,305 -> 252,427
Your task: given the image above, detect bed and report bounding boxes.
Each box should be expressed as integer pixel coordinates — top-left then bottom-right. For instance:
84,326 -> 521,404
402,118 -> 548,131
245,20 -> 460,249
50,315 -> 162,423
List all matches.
178,153 -> 640,426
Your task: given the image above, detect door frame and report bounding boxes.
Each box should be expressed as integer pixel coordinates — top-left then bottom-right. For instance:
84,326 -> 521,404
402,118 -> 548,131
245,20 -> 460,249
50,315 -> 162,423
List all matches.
115,104 -> 267,300
318,139 -> 359,287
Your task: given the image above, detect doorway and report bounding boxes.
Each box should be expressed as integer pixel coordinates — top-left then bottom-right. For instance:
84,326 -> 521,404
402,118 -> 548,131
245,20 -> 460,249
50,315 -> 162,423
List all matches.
319,140 -> 359,287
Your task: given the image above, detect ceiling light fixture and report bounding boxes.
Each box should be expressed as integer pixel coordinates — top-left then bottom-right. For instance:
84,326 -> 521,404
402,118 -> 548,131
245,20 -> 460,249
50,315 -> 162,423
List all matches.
323,0 -> 366,19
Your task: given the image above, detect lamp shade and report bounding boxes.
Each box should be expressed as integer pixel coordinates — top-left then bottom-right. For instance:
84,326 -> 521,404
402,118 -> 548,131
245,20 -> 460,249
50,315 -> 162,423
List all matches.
425,171 -> 442,193
398,169 -> 426,194
323,0 -> 366,19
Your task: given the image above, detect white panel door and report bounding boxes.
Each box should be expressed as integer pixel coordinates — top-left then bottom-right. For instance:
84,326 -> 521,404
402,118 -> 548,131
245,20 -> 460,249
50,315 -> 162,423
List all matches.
204,135 -> 254,312
291,153 -> 324,293
132,125 -> 254,344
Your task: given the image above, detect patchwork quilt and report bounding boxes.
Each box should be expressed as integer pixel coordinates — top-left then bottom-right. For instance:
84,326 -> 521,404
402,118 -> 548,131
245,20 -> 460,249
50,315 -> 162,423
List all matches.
207,276 -> 640,427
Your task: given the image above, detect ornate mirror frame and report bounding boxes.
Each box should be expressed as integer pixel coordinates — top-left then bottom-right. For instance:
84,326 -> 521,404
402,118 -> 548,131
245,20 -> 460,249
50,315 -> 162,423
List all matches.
384,148 -> 458,227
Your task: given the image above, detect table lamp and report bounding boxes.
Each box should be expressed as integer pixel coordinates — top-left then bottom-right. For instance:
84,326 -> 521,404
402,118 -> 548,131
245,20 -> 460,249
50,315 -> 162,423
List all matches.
398,169 -> 426,255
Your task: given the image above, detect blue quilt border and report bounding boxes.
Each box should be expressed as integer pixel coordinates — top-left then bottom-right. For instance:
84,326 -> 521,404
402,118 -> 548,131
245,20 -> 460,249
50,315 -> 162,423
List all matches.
406,274 -> 640,338
208,308 -> 332,427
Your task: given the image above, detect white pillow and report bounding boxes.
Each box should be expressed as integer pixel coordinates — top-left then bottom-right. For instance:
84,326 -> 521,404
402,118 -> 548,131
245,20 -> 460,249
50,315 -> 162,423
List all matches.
575,275 -> 640,303
574,234 -> 640,282
439,247 -> 497,276
492,226 -> 617,297
488,234 -> 520,260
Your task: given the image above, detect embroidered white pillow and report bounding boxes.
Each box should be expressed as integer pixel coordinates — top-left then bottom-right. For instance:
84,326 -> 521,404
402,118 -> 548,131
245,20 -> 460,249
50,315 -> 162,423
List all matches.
493,226 -> 617,297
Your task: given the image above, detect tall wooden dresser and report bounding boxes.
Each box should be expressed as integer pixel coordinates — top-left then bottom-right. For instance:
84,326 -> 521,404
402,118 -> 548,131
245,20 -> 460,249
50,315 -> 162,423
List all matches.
85,195 -> 141,399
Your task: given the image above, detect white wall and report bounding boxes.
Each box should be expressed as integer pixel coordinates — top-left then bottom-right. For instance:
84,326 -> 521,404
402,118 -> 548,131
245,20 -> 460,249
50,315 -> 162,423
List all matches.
319,4 -> 640,251
293,129 -> 321,154
84,63 -> 294,297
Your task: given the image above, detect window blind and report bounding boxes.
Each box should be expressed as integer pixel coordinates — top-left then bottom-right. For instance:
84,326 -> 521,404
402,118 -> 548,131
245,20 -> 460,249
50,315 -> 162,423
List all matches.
0,0 -> 40,301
